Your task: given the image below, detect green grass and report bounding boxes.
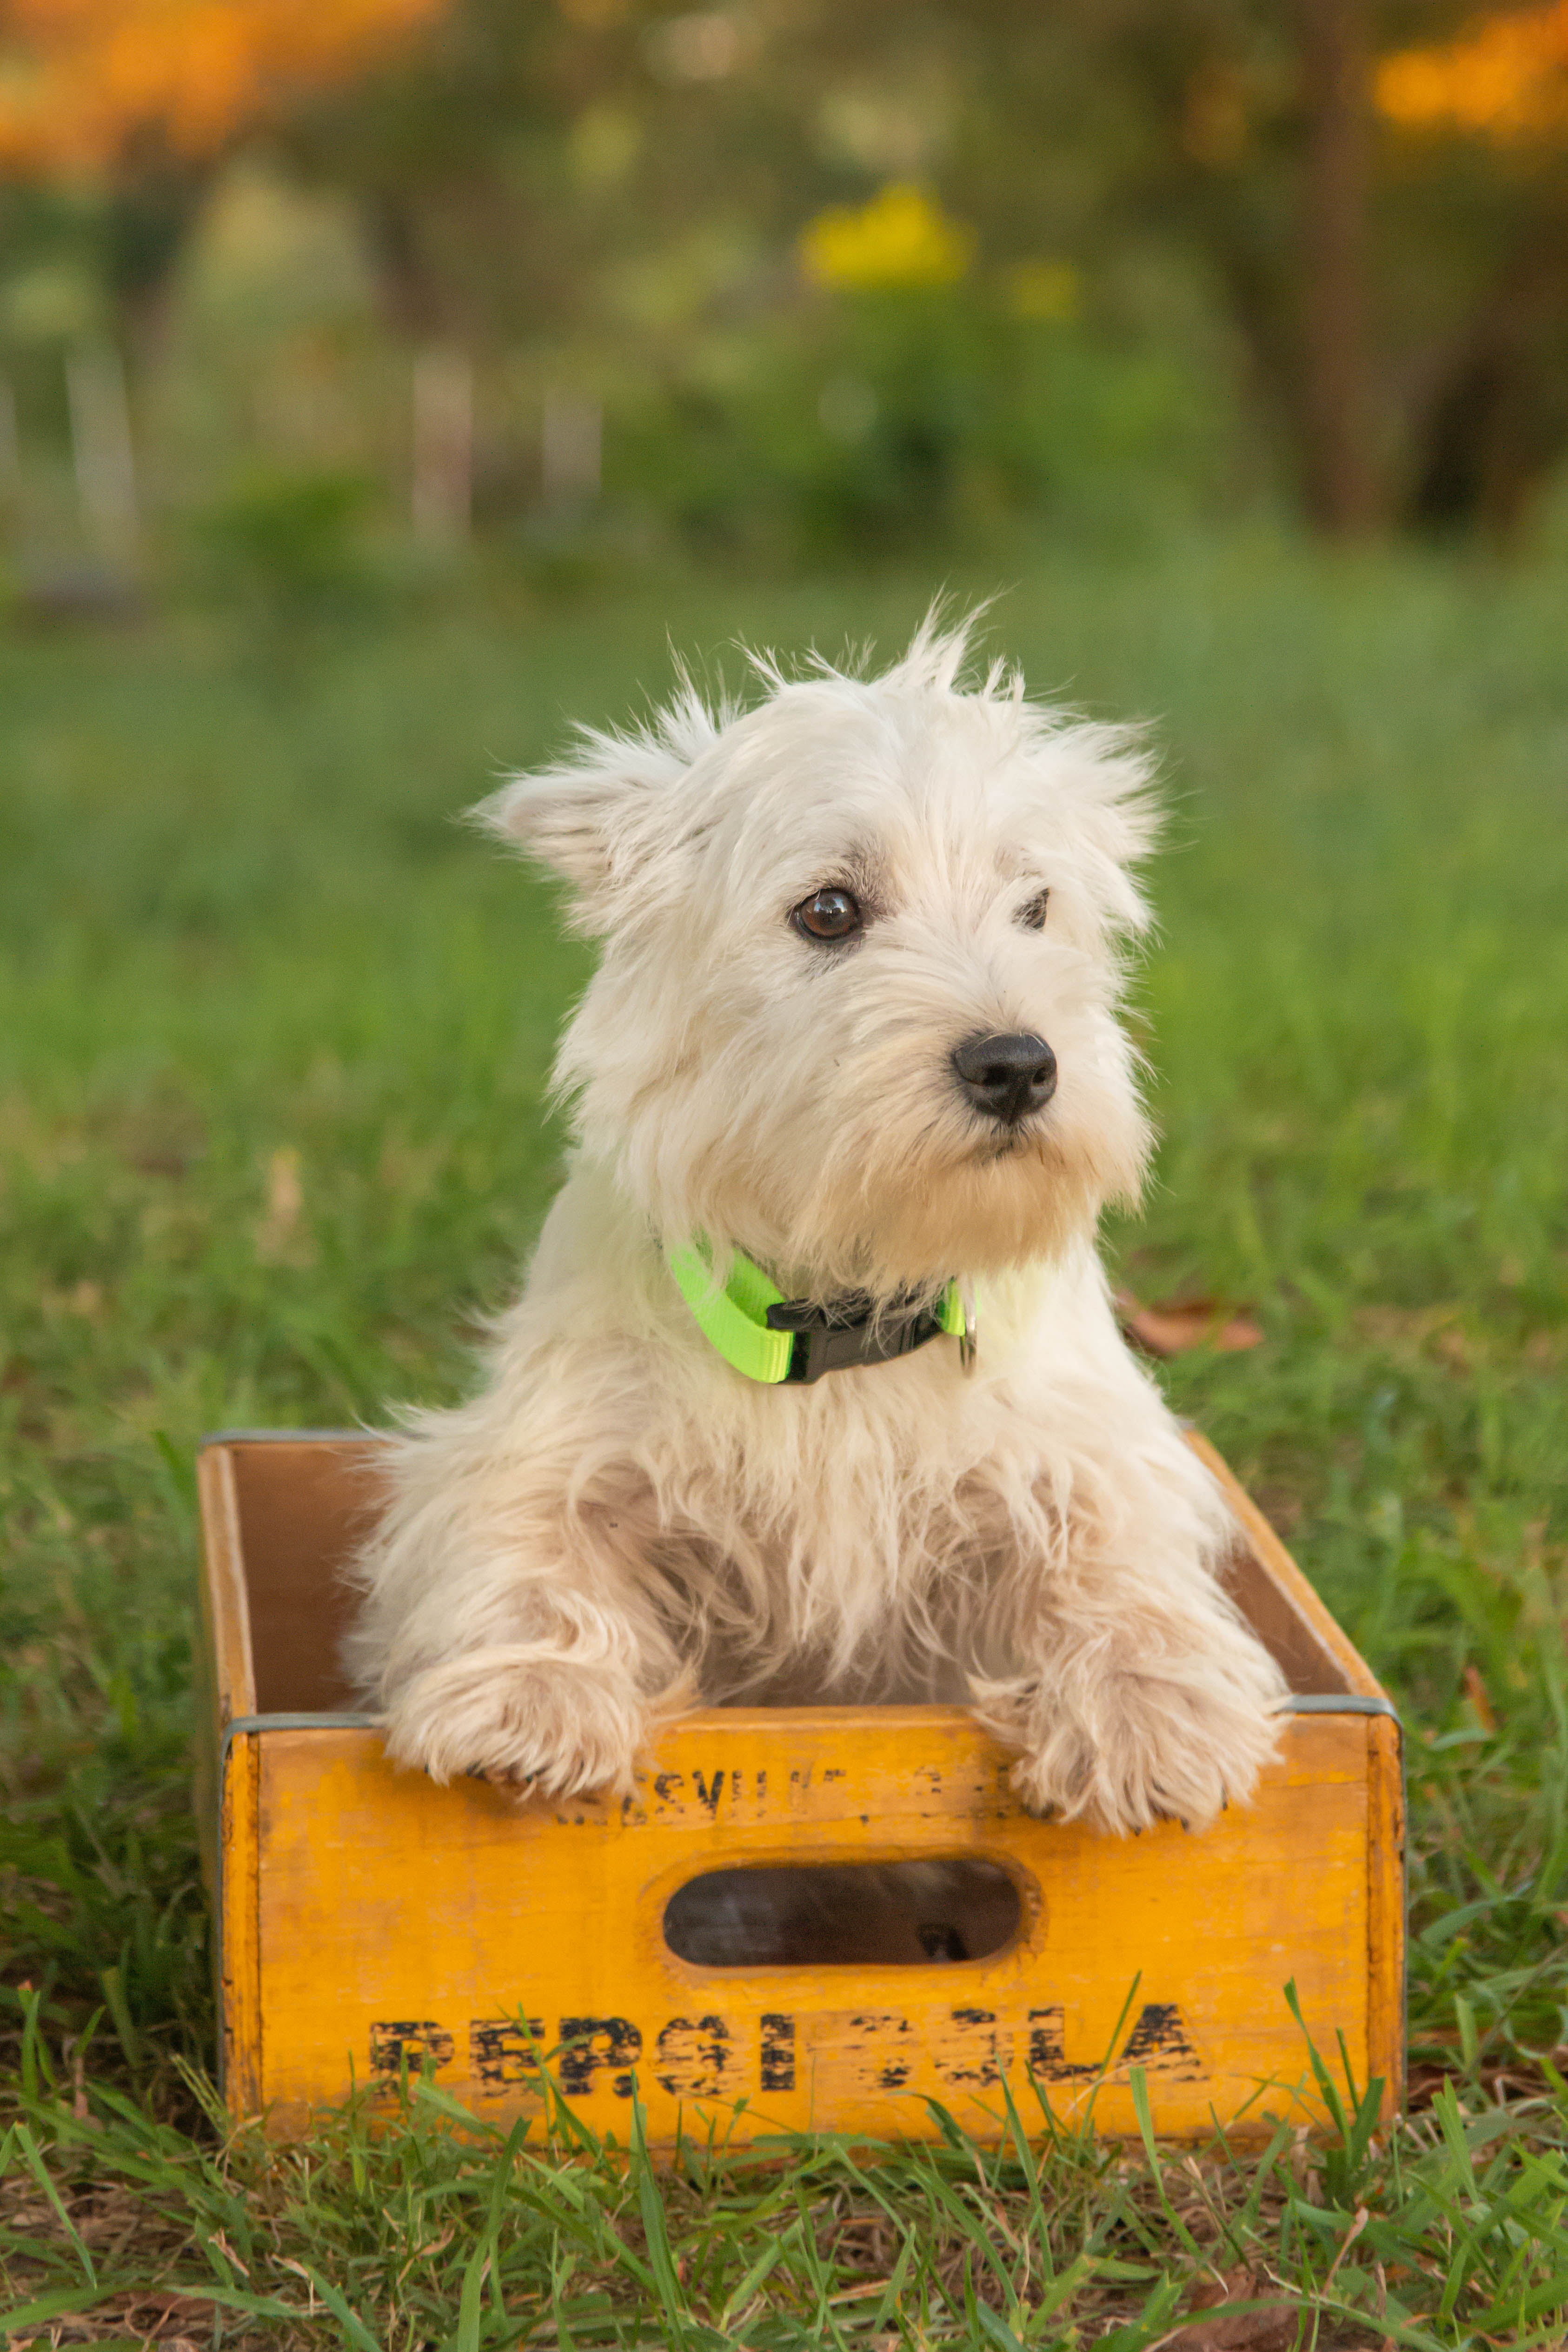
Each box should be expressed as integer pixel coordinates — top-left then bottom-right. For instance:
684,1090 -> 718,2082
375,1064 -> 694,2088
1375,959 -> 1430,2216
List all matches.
2,539 -> 1567,2345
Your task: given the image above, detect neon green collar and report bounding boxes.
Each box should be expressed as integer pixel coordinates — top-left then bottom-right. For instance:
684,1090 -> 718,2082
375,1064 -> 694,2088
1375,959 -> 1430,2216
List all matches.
667,1239 -> 968,1385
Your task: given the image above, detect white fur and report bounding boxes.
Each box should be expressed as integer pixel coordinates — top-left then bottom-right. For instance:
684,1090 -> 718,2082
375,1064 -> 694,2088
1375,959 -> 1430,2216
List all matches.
346,618 -> 1287,1832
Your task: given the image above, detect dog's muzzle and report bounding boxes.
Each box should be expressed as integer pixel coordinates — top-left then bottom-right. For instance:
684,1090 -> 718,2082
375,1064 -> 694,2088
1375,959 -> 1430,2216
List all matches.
951,1031 -> 1057,1127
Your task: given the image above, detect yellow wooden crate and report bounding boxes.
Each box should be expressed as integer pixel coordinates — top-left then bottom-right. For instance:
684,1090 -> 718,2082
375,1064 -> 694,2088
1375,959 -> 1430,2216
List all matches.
195,1430 -> 1403,2145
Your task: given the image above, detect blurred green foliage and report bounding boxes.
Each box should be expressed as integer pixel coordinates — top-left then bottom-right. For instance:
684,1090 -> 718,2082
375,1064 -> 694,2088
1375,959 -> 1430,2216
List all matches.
611,283 -> 1232,563
6,0 -> 1568,588
194,465 -> 379,615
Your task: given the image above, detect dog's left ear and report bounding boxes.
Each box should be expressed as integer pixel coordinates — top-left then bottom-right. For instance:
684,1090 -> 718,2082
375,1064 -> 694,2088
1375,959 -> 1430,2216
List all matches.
478,698 -> 713,927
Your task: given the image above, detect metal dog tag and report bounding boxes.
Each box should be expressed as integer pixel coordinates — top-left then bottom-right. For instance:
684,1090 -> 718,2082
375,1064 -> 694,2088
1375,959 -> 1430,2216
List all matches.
958,1279 -> 978,1374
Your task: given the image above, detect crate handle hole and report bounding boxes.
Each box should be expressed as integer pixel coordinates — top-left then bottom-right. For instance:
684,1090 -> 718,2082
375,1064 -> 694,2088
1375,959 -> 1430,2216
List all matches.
662,1859 -> 1021,1968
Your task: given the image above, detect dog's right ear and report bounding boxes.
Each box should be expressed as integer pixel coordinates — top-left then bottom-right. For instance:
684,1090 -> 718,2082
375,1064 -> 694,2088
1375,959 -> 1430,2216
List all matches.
477,701 -> 712,927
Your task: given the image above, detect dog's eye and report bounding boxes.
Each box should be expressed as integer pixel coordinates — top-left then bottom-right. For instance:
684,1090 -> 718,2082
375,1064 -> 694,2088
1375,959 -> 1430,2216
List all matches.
1018,888 -> 1050,931
792,887 -> 863,943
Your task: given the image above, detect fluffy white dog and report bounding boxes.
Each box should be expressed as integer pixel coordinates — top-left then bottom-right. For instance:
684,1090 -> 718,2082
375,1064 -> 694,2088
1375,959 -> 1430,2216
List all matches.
347,618 -> 1287,1833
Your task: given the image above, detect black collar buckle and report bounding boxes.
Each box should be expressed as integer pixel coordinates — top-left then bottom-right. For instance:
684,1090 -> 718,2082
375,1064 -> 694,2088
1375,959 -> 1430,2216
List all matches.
764,1293 -> 948,1384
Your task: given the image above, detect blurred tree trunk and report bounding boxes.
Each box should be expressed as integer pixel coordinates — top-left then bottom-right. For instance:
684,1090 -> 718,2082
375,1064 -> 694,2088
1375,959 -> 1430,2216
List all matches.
1296,0 -> 1380,532
364,190 -> 449,341
1409,208 -> 1568,539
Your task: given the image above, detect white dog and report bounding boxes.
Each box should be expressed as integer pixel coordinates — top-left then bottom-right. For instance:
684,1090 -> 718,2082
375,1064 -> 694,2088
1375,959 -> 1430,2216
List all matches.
347,617 -> 1286,1834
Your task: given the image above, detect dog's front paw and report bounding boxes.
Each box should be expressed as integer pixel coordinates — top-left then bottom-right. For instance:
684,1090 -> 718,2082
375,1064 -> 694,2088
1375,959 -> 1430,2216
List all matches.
382,1649 -> 647,1801
976,1648 -> 1284,1836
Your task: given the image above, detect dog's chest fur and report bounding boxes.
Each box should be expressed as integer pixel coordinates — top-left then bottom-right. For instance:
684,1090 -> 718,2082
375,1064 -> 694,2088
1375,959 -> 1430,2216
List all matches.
478,1160 -> 1159,1706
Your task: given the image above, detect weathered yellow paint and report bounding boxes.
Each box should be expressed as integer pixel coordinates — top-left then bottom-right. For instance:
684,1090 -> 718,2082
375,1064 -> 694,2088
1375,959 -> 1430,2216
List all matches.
199,1432 -> 1406,2145
1365,1712 -> 1407,2105
219,1730 -> 263,2115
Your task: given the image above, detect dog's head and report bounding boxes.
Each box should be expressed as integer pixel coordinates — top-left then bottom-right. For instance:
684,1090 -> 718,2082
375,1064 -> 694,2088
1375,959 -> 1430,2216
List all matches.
483,618 -> 1156,1296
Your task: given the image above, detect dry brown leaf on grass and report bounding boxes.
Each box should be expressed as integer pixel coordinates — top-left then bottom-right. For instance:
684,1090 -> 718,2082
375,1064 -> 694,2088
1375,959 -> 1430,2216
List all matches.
1352,1302 -> 1487,1371
1406,2035 -> 1568,2109
1116,1290 -> 1265,1359
27,2291 -> 223,2346
117,2293 -> 219,2329
1462,1661 -> 1498,1732
254,1145 -> 310,1265
1163,2267 -> 1302,2350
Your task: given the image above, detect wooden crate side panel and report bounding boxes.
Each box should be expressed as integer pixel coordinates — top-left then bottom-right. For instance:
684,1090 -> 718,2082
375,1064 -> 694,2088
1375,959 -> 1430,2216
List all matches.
219,1732 -> 263,2114
191,1562 -> 222,1914
221,1437 -> 386,1713
1366,1713 -> 1407,2117
1187,1435 -> 1389,1705
197,1445 -> 256,1723
253,1714 -> 1375,2143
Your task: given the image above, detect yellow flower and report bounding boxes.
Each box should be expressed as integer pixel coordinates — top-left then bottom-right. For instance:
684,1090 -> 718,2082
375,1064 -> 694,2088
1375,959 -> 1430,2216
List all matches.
1005,259 -> 1079,323
798,183 -> 974,292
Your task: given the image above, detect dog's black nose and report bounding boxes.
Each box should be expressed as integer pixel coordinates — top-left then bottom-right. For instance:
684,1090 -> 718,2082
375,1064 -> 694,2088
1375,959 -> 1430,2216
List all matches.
951,1031 -> 1057,1125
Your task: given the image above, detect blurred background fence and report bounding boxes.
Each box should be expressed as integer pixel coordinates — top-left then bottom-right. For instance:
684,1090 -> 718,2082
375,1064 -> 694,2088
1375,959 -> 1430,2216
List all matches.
2,0 -> 1568,611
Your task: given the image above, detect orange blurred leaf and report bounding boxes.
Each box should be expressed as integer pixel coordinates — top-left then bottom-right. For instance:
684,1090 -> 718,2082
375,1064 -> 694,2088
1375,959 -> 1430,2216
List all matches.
1463,1661 -> 1499,1732
0,0 -> 452,177
1377,1 -> 1568,142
